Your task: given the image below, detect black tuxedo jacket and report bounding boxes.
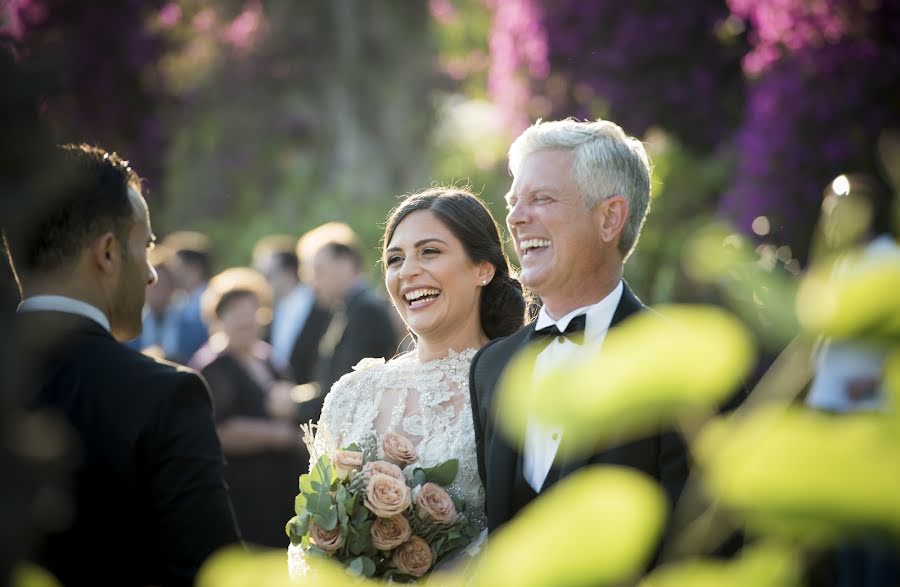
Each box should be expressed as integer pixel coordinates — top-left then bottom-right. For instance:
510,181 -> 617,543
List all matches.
287,302 -> 332,385
469,283 -> 690,534
20,311 -> 241,587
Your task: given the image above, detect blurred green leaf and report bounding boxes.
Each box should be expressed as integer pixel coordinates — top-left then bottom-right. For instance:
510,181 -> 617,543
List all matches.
294,492 -> 307,515
469,467 -> 666,587
696,407 -> 900,544
12,563 -> 62,587
797,251 -> 900,341
198,545 -> 354,587
497,305 -> 754,457
310,455 -> 333,493
640,542 -> 802,587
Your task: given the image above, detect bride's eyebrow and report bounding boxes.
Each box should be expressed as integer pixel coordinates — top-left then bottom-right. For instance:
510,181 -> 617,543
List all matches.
385,238 -> 448,254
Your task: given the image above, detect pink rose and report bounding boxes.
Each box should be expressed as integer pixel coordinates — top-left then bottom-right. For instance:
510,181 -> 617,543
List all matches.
362,460 -> 405,481
392,536 -> 434,577
370,515 -> 412,550
331,449 -> 363,481
364,473 -> 412,518
382,431 -> 417,467
414,482 -> 458,524
309,519 -> 343,554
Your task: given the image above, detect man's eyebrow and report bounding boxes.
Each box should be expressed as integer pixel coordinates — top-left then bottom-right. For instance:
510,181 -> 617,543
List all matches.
384,237 -> 448,254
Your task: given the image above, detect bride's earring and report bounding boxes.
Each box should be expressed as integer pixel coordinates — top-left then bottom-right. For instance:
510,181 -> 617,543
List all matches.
481,280 -> 488,286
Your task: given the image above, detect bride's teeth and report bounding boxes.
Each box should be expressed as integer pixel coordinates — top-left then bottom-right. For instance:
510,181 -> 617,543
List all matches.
404,288 -> 441,303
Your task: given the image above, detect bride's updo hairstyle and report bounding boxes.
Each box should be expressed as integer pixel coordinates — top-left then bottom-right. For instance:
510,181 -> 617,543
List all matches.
383,188 -> 527,339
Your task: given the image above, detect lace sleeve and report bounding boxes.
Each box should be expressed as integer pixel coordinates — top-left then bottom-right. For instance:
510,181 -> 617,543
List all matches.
306,368 -> 362,471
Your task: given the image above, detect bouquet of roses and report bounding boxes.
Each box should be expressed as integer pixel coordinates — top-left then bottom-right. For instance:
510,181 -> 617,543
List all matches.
286,430 -> 479,581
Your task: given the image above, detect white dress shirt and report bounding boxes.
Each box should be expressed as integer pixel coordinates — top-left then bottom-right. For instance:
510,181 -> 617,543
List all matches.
18,294 -> 111,333
523,281 -> 624,492
269,284 -> 315,370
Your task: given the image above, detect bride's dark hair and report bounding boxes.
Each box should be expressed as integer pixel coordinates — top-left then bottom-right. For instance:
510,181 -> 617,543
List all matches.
382,188 -> 527,339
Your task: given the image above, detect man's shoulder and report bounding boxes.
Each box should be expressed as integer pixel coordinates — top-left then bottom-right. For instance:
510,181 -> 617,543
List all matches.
472,323 -> 534,378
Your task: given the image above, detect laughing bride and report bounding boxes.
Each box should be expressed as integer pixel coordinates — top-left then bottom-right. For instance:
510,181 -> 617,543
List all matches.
288,187 -> 526,575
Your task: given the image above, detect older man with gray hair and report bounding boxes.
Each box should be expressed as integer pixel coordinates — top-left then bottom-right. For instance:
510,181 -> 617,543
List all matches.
469,118 -> 689,537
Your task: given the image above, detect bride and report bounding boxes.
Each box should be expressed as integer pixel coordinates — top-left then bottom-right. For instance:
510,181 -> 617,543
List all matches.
289,187 -> 526,571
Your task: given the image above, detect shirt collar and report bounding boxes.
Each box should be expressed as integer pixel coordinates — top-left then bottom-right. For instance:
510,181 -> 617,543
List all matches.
534,281 -> 624,343
18,295 -> 111,333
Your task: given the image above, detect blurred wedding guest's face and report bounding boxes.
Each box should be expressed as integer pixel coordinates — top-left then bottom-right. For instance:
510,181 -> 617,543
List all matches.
384,210 -> 489,341
506,149 -> 605,303
311,247 -> 356,306
219,293 -> 260,351
111,188 -> 157,340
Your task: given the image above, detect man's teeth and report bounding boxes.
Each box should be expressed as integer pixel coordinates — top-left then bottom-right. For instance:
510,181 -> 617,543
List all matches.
519,238 -> 551,251
404,288 -> 440,304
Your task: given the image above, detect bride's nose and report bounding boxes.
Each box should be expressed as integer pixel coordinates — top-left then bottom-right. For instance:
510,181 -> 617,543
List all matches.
398,256 -> 422,280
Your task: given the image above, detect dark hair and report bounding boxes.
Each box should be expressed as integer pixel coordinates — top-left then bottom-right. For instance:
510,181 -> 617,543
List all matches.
271,250 -> 299,276
5,144 -> 140,278
383,188 -> 527,339
321,241 -> 363,271
163,231 -> 212,279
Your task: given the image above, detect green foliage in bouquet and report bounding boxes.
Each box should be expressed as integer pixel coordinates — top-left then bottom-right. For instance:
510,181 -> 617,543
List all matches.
285,434 -> 479,581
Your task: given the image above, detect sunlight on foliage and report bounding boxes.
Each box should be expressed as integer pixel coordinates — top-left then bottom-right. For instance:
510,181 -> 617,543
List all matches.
198,545 -> 357,587
12,564 -> 61,587
497,305 -> 753,457
639,542 -> 802,587
682,222 -> 800,347
796,251 -> 900,341
696,407 -> 900,544
468,467 -> 666,587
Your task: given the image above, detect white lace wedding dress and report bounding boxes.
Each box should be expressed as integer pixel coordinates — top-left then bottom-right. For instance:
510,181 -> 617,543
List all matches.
287,348 -> 486,575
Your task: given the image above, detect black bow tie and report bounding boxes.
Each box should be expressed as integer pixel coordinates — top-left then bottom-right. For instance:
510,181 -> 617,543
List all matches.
533,314 -> 586,343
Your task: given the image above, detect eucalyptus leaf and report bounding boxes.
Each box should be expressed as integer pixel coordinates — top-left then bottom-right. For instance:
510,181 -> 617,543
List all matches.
294,492 -> 308,515
314,506 -> 338,531
422,459 -> 459,486
310,455 -> 332,492
346,443 -> 360,452
298,473 -> 314,494
347,557 -> 364,575
412,468 -> 428,488
306,492 -> 333,517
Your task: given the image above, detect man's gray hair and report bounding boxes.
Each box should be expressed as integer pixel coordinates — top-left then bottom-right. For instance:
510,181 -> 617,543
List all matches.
508,118 -> 652,260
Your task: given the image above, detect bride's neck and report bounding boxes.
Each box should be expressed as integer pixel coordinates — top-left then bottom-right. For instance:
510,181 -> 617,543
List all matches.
415,327 -> 489,362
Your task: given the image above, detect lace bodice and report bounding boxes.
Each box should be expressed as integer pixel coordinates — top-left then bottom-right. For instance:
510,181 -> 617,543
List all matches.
310,348 -> 486,531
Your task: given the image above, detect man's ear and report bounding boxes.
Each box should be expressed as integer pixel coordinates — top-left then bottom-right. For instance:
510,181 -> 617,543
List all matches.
91,232 -> 118,275
476,261 -> 496,286
597,195 -> 629,244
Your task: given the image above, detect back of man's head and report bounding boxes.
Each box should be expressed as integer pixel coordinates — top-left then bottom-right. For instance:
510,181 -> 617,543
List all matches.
5,144 -> 140,285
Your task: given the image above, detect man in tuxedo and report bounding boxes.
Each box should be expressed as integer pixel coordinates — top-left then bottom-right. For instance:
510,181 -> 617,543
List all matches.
469,119 -> 690,536
7,144 -> 241,586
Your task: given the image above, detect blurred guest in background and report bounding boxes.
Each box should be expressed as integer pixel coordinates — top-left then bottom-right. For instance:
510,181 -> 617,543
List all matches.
164,230 -> 212,363
8,144 -> 240,586
126,244 -> 178,357
199,267 -> 305,548
296,223 -> 399,424
253,234 -> 329,384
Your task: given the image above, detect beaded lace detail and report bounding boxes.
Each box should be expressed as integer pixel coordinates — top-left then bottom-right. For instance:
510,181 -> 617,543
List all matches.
309,348 -> 486,531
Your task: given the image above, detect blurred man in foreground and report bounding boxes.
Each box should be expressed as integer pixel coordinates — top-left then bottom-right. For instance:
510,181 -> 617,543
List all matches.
7,144 -> 241,586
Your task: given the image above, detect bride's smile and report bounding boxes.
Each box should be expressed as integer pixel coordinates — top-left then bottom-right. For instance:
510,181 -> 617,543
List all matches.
383,208 -> 494,359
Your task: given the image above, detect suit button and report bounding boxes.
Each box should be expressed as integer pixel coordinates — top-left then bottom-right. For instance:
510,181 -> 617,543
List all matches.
556,336 -> 565,344
552,432 -> 559,441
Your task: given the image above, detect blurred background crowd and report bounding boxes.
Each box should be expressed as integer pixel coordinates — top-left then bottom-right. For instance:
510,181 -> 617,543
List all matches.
2,0 -> 899,585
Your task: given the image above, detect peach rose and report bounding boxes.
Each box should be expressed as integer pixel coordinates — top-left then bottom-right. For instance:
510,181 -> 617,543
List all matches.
382,431 -> 417,467
331,449 -> 363,481
362,460 -> 404,481
392,536 -> 433,577
414,482 -> 458,524
364,473 -> 411,518
370,515 -> 412,550
309,519 -> 343,554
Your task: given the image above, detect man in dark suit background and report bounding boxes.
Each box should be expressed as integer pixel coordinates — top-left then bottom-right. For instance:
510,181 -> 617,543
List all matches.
469,118 -> 690,537
296,224 -> 398,424
6,144 -> 241,586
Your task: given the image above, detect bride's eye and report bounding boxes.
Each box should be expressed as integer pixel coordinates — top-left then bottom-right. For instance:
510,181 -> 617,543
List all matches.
422,247 -> 440,256
386,255 -> 402,266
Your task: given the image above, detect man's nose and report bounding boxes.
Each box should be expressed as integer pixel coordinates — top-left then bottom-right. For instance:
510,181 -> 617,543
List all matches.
507,199 -> 527,226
